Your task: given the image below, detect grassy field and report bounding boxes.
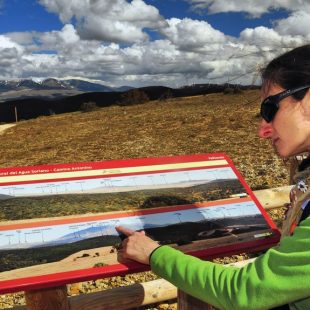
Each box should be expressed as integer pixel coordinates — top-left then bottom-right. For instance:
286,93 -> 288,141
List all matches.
0,90 -> 289,191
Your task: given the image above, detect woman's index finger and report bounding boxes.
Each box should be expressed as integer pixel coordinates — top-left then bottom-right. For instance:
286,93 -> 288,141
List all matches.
115,225 -> 135,236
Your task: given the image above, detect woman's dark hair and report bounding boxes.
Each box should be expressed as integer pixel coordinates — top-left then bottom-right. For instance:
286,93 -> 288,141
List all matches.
261,44 -> 310,100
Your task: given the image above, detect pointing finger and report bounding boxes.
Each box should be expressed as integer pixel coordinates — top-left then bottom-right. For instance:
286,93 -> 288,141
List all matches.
115,225 -> 135,236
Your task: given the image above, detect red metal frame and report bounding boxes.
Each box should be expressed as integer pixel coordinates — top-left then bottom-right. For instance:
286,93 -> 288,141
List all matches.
0,153 -> 281,294
0,235 -> 279,294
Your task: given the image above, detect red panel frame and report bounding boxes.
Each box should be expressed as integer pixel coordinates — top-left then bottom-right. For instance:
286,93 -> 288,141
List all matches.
0,153 -> 281,294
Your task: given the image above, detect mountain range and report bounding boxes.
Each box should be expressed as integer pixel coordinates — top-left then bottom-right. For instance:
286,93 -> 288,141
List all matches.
0,81 -> 259,123
0,78 -> 133,93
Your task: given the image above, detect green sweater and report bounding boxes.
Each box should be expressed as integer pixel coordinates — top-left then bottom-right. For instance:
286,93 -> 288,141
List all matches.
150,216 -> 310,310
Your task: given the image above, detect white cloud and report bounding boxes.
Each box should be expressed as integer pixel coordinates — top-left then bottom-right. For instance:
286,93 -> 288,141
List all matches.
239,26 -> 308,56
0,35 -> 26,53
57,24 -> 80,45
275,11 -> 310,38
1,18 -> 309,87
39,0 -> 89,23
160,18 -> 227,52
0,35 -> 25,77
22,54 -> 59,74
201,59 -> 244,80
240,26 -> 283,47
39,0 -> 167,43
1,1 -> 310,87
187,0 -> 310,18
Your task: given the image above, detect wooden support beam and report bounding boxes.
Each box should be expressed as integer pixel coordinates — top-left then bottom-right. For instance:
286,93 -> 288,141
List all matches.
178,289 -> 212,310
253,186 -> 291,209
25,286 -> 69,310
13,279 -> 177,310
13,260 -> 256,310
69,278 -> 177,310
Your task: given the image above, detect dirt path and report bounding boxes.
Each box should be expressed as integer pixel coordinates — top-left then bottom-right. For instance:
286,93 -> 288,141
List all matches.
0,124 -> 16,135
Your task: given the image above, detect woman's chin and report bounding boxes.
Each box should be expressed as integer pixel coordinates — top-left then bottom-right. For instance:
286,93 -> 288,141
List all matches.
274,145 -> 291,158
275,146 -> 303,158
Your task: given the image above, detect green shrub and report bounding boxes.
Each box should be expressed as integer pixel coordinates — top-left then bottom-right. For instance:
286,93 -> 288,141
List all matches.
119,89 -> 149,106
159,90 -> 173,101
80,101 -> 97,112
223,87 -> 243,95
223,87 -> 234,95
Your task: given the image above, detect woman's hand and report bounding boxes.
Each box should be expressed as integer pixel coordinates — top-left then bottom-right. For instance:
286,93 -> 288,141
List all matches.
115,226 -> 160,265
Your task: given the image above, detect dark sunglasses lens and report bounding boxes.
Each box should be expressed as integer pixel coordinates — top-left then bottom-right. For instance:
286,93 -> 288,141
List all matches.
261,99 -> 278,122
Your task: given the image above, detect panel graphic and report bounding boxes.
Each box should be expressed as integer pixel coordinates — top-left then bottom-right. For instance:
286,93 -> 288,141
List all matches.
0,154 -> 280,294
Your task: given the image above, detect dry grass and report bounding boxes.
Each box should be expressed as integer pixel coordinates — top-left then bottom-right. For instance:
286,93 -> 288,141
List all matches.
0,90 -> 288,190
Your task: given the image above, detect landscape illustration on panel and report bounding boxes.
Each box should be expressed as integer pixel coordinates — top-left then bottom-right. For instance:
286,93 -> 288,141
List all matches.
0,158 -> 274,276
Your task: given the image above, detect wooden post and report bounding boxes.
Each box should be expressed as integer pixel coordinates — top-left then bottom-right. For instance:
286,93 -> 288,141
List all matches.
177,289 -> 213,310
69,278 -> 177,310
253,186 -> 291,209
25,286 -> 70,310
14,106 -> 18,123
11,259 -> 256,310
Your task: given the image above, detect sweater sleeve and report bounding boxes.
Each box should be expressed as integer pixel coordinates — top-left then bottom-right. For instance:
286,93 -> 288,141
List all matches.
150,216 -> 310,310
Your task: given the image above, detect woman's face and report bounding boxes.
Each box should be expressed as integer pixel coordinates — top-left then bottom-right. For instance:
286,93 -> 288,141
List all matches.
258,83 -> 310,157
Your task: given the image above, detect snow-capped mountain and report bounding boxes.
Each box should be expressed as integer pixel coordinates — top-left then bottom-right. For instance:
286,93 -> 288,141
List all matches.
0,78 -> 133,93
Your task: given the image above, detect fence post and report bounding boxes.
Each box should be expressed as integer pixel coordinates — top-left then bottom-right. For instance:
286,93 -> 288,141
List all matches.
177,289 -> 213,310
14,106 -> 18,123
25,285 -> 70,310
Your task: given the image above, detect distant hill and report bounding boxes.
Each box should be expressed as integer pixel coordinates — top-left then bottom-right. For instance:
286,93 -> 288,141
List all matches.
0,83 -> 258,123
61,79 -> 133,93
0,78 -> 134,102
41,78 -> 67,89
61,79 -> 113,92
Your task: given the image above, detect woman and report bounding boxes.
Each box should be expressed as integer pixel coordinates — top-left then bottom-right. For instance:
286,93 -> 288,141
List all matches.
116,45 -> 310,310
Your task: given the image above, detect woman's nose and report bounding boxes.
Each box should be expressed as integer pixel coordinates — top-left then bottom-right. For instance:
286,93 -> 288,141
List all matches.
258,119 -> 273,139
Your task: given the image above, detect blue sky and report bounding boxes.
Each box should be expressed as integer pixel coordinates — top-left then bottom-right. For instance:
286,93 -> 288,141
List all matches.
0,0 -> 309,87
0,1 -> 61,33
0,0 -> 289,37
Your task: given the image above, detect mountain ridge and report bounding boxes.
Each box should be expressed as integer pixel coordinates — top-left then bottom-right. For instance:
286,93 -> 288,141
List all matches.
0,83 -> 259,123
0,78 -> 133,95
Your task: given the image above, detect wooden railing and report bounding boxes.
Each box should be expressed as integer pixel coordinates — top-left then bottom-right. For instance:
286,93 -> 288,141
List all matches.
9,186 -> 291,310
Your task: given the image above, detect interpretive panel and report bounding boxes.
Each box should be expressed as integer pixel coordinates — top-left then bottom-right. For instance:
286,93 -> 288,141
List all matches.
0,154 -> 280,293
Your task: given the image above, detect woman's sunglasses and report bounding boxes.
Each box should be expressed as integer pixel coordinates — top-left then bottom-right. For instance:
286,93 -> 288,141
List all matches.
260,85 -> 310,123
